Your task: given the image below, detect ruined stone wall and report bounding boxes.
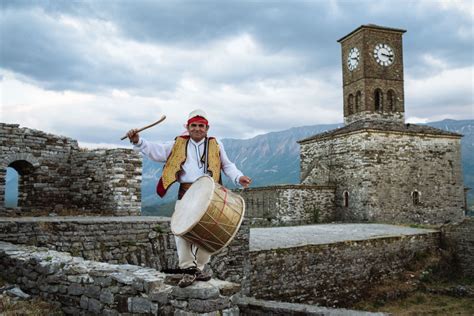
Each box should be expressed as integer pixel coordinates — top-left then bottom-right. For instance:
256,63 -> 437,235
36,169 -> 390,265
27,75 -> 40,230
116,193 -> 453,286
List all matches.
240,185 -> 336,227
0,216 -> 249,283
0,123 -> 79,215
300,130 -> 465,224
441,217 -> 474,277
0,123 -> 141,216
0,241 -> 240,315
248,232 -> 440,307
70,149 -> 141,215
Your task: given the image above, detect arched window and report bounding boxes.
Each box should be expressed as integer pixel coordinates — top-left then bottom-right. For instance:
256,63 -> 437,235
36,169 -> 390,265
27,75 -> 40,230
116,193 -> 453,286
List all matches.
343,191 -> 349,207
387,90 -> 396,112
412,191 -> 420,206
355,91 -> 362,112
348,94 -> 354,115
374,89 -> 383,112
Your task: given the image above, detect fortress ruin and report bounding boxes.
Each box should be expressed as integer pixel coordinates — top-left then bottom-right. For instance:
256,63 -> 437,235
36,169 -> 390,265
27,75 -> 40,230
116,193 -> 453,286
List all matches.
1,25 -> 473,315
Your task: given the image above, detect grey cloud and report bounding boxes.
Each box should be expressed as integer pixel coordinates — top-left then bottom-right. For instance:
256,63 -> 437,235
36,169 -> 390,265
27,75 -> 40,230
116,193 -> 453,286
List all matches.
0,0 -> 472,116
1,9 -> 85,86
0,6 -> 180,93
101,1 -> 473,73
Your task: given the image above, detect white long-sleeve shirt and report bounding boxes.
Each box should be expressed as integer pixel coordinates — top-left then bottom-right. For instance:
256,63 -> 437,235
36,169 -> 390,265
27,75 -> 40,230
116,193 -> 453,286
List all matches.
133,137 -> 244,186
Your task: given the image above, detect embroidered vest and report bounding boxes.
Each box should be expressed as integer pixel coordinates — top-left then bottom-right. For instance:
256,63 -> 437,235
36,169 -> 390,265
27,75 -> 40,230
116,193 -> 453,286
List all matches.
156,136 -> 221,197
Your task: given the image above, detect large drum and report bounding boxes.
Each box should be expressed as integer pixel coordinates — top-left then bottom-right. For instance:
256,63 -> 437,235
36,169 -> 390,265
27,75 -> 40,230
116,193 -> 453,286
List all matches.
171,176 -> 245,254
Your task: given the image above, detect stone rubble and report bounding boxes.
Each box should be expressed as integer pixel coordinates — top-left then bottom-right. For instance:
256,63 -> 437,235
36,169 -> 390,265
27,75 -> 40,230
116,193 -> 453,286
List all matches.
0,241 -> 241,315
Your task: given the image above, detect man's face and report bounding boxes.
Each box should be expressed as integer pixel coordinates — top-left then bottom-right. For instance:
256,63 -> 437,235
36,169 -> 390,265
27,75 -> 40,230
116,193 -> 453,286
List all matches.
187,122 -> 209,142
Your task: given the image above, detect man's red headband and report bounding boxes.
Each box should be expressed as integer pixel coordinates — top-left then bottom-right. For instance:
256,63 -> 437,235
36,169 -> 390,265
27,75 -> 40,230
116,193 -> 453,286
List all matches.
187,116 -> 209,126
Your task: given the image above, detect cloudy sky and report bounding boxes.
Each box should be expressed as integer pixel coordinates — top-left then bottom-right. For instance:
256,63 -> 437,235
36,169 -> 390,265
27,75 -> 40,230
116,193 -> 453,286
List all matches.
1,0 -> 473,148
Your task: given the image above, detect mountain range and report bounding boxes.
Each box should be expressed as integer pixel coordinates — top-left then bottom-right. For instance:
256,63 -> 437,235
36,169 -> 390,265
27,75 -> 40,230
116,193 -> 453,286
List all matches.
140,119 -> 474,216
5,119 -> 473,214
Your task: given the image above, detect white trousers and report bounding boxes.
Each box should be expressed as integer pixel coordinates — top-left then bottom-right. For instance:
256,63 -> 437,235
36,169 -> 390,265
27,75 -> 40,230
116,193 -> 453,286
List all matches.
174,200 -> 212,270
174,235 -> 211,270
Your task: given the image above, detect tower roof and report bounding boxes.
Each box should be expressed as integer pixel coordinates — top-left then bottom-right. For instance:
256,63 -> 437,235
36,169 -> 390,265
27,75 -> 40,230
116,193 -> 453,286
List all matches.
298,121 -> 462,144
337,24 -> 407,43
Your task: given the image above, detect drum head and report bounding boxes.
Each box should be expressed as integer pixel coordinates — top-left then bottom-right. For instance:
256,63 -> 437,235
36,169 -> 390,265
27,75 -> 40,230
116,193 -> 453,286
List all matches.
171,176 -> 215,235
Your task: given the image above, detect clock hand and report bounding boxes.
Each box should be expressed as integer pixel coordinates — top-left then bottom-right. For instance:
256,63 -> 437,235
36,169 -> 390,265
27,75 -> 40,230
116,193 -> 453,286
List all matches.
381,53 -> 393,57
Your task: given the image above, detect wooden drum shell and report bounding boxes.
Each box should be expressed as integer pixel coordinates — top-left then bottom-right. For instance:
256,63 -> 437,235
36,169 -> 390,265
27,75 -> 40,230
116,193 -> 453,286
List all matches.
172,177 -> 245,254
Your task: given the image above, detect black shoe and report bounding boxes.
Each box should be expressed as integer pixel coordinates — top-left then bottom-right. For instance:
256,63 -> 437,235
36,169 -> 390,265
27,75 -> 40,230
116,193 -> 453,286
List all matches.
182,267 -> 198,275
161,267 -> 198,275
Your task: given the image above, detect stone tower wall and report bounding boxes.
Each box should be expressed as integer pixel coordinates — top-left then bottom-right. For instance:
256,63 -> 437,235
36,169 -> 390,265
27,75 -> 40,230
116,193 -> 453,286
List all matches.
300,130 -> 465,224
0,123 -> 141,216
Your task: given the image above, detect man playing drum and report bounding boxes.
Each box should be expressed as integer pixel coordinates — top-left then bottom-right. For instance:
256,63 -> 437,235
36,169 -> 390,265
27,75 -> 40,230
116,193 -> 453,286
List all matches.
127,109 -> 251,287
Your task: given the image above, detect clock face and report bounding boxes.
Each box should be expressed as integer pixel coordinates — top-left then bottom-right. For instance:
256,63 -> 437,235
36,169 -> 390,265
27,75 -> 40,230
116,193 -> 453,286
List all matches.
347,47 -> 360,71
373,43 -> 394,66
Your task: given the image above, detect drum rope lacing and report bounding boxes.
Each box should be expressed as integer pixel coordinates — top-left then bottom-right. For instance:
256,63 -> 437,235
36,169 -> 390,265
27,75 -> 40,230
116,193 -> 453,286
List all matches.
197,186 -> 229,252
211,186 -> 228,226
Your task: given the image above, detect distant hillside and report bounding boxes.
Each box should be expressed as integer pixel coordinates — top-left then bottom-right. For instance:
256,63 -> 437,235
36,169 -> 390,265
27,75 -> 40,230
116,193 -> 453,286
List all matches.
140,119 -> 474,216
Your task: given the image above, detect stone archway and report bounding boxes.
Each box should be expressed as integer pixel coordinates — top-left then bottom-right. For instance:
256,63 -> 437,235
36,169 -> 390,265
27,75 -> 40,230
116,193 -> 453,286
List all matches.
0,153 -> 40,211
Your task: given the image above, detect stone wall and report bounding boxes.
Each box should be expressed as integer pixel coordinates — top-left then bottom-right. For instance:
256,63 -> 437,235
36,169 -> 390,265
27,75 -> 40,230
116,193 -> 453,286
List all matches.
239,185 -> 336,226
345,111 -> 404,125
0,216 -> 249,283
0,123 -> 79,214
0,241 -> 240,315
300,129 -> 465,224
441,217 -> 474,277
70,149 -> 141,215
248,232 -> 440,307
0,123 -> 141,216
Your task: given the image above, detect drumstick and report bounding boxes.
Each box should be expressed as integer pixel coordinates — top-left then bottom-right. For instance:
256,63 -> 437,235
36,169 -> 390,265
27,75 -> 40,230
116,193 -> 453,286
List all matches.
120,115 -> 167,140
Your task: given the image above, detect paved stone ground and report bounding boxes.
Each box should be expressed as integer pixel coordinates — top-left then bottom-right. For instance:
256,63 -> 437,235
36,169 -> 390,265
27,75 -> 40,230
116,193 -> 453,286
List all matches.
250,223 -> 438,251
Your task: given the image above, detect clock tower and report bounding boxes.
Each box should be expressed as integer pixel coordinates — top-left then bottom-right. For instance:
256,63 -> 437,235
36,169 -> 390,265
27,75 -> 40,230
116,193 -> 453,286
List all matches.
338,25 -> 406,125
